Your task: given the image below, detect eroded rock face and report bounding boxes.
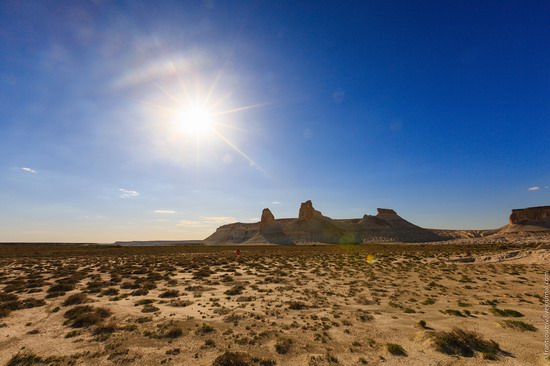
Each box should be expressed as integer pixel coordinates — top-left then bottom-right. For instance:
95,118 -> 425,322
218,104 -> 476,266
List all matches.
204,200 -> 472,245
259,208 -> 275,233
376,208 -> 398,217
510,206 -> 550,225
298,200 -> 322,220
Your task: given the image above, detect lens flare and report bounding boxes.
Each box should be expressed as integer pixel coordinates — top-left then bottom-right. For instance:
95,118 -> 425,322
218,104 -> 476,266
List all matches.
178,105 -> 212,136
121,51 -> 270,174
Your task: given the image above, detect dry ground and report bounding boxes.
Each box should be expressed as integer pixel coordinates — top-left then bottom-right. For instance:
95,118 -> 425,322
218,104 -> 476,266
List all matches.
0,242 -> 547,366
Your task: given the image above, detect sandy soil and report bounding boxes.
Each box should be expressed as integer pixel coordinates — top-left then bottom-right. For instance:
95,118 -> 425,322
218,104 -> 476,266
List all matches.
0,242 -> 548,365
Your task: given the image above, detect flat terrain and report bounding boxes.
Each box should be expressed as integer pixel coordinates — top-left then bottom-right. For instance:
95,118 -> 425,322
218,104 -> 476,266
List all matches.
0,242 -> 547,365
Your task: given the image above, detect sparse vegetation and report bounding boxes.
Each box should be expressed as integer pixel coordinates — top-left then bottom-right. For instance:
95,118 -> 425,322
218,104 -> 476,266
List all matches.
275,336 -> 294,354
288,301 -> 307,310
422,298 -> 436,305
500,320 -> 537,332
490,307 -> 524,317
195,323 -> 215,335
308,353 -> 340,365
159,289 -> 179,298
144,321 -> 183,339
386,343 -> 407,356
441,309 -> 466,317
63,305 -> 111,328
65,330 -> 81,338
6,352 -> 64,366
62,293 -> 89,306
168,299 -> 193,307
0,242 -> 542,364
224,284 -> 245,296
213,351 -> 251,366
141,304 -> 159,313
432,327 -> 504,359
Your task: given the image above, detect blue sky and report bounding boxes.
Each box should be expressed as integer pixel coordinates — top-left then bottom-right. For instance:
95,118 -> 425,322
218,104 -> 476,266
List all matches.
1,1 -> 548,242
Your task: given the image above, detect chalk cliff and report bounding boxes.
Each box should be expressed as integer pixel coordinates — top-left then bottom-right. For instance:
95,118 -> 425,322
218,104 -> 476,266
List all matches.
502,205 -> 550,232
509,206 -> 550,225
204,200 -> 453,244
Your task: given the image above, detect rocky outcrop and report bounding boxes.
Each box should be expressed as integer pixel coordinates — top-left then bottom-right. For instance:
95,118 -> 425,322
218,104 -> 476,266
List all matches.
204,200 -> 450,245
499,205 -> 550,233
202,202 -> 550,245
259,208 -> 275,233
298,200 -> 322,220
509,206 -> 550,225
376,208 -> 398,217
203,222 -> 259,245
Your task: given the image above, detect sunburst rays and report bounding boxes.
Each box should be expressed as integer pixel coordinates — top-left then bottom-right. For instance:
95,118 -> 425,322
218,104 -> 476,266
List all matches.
122,53 -> 268,175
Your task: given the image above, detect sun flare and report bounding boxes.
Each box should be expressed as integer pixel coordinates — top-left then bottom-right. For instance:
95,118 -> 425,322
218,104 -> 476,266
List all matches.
129,56 -> 269,173
178,105 -> 213,136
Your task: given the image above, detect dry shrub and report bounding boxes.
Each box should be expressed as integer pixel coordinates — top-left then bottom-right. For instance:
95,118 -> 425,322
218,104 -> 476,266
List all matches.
212,351 -> 251,366
63,305 -> 111,328
159,289 -> 179,298
275,336 -> 294,354
63,293 -> 89,306
432,327 -> 505,359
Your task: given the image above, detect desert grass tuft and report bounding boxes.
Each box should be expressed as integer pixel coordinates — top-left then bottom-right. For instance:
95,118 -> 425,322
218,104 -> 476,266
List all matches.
490,307 -> 524,317
432,327 -> 505,359
63,293 -> 89,306
212,351 -> 251,366
63,305 -> 111,328
500,320 -> 537,332
386,343 -> 407,356
275,336 -> 294,354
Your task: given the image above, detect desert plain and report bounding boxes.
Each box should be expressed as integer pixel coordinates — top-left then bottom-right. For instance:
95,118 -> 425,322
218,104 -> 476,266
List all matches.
0,235 -> 548,366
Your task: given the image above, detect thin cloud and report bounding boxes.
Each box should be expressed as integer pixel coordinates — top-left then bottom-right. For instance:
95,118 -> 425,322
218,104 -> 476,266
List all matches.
112,53 -> 209,89
528,186 -> 541,191
199,216 -> 236,224
261,200 -> 283,205
178,219 -> 202,227
178,216 -> 236,227
21,167 -> 36,173
155,210 -> 176,214
119,188 -> 139,198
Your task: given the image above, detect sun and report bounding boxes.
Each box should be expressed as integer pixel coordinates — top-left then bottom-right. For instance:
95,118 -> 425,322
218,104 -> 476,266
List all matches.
178,104 -> 213,136
130,57 -> 269,172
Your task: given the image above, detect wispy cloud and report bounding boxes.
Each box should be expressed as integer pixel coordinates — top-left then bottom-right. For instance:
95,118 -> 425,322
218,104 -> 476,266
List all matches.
261,200 -> 283,205
155,210 -> 176,214
200,216 -> 236,224
119,188 -> 139,198
528,186 -> 541,191
178,216 -> 236,227
178,219 -> 202,226
21,167 -> 36,173
112,53 -> 209,89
